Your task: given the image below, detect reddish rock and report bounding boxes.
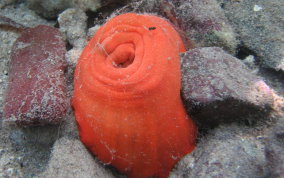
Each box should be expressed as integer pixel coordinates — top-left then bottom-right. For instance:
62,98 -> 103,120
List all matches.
4,25 -> 68,126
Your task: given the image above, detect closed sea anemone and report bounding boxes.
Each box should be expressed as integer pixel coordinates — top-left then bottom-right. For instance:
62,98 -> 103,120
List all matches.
72,13 -> 196,178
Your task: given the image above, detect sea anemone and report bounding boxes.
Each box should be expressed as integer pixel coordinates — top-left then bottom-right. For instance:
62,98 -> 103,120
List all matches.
72,13 -> 196,178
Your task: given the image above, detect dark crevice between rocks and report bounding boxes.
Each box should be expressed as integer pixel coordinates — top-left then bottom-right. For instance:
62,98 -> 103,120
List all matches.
0,112 -> 3,129
54,21 -> 59,28
236,45 -> 261,69
236,45 -> 257,60
86,2 -> 128,29
86,10 -> 100,28
65,41 -> 73,51
104,164 -> 126,178
220,2 -> 225,9
184,98 -> 272,135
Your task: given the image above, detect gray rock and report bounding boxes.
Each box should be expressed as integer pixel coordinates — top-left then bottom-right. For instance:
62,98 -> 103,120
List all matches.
58,8 -> 87,48
169,0 -> 238,53
26,0 -> 100,19
58,8 -> 86,67
0,125 -> 59,177
0,3 -> 54,27
41,136 -> 115,178
0,148 -> 24,177
0,30 -> 17,118
26,0 -> 70,19
218,0 -> 284,71
87,25 -> 100,39
170,125 -> 267,177
65,48 -> 84,66
0,0 -> 17,8
265,118 -> 284,177
181,47 -> 274,128
117,0 -> 237,53
26,0 -> 129,19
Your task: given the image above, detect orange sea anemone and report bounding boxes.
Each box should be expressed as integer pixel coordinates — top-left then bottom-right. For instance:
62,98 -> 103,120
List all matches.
72,13 -> 196,178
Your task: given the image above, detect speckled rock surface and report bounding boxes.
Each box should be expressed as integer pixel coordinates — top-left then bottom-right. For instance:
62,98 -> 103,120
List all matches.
41,136 -> 116,178
58,8 -> 87,66
0,0 -> 17,8
8,126 -> 59,177
4,25 -> 68,126
58,8 -> 87,48
170,125 -> 268,177
0,3 -> 67,177
218,0 -> 284,71
26,0 -> 130,19
65,48 -> 84,67
0,1 -> 283,177
26,0 -> 100,19
181,47 -> 274,128
167,0 -> 238,53
117,0 -> 237,53
265,118 -> 284,177
0,3 -> 54,27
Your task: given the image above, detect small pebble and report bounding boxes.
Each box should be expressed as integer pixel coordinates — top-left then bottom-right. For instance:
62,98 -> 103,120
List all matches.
253,5 -> 263,12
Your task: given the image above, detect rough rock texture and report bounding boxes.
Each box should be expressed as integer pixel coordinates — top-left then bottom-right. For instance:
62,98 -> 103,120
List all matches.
218,0 -> 284,71
58,8 -> 87,48
0,29 -> 17,118
0,1 -> 284,177
8,126 -> 59,177
26,0 -> 100,19
0,3 -> 59,176
0,3 -> 54,27
26,0 -> 130,19
265,118 -> 284,177
181,47 -> 274,128
116,0 -> 237,53
4,25 -> 68,125
41,136 -> 115,178
0,15 -> 27,31
0,0 -> 17,8
87,25 -> 101,39
58,8 -> 87,66
170,125 -> 267,177
65,48 -> 84,67
167,0 -> 238,53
